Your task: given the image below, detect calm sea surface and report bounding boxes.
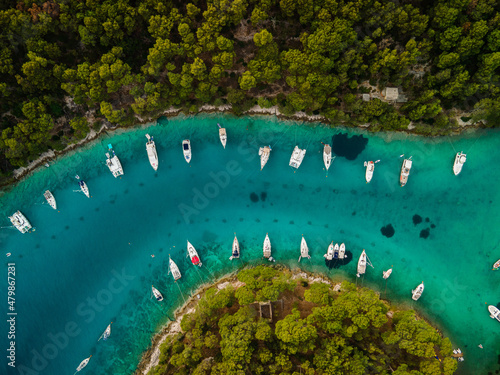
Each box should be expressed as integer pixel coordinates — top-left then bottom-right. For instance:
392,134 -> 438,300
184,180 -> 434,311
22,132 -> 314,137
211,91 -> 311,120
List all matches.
0,114 -> 499,375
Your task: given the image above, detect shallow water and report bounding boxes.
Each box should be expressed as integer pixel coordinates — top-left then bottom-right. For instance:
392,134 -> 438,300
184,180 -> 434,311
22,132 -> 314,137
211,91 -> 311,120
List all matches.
0,114 -> 499,375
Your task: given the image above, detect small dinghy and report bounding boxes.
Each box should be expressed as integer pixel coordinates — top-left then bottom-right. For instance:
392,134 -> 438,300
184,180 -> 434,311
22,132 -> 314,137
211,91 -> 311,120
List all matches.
488,305 -> 500,322
75,175 -> 90,198
453,152 -> 466,175
169,256 -> 182,281
324,242 -> 334,261
259,146 -> 272,170
152,285 -> 163,301
356,250 -> 373,277
289,146 -> 306,169
98,322 -> 112,341
493,259 -> 500,271
182,139 -> 191,163
187,240 -> 202,267
338,243 -> 345,259
263,233 -> 271,259
322,142 -> 333,170
298,236 -> 310,262
218,123 -> 227,148
145,134 -> 158,171
74,355 -> 92,374
44,190 -> 57,210
230,235 -> 240,260
383,268 -> 393,279
412,282 -> 424,301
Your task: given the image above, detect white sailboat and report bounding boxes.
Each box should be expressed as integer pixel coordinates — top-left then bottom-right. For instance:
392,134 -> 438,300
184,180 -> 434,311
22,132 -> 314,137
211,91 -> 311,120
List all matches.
145,134 -> 158,171
400,156 -> 412,187
338,243 -> 346,259
383,268 -> 393,279
9,211 -> 32,234
169,256 -> 182,281
230,235 -> 240,260
364,161 -> 375,183
298,236 -> 310,262
98,322 -> 112,341
74,355 -> 92,374
182,140 -> 191,163
218,123 -> 227,148
453,152 -> 466,175
324,242 -> 334,261
75,175 -> 90,198
356,250 -> 373,277
488,305 -> 500,322
412,282 -> 424,301
289,146 -> 306,169
258,146 -> 272,170
263,233 -> 271,259
187,241 -> 202,267
152,285 -> 163,301
322,142 -> 333,170
44,190 -> 57,210
105,144 -> 124,177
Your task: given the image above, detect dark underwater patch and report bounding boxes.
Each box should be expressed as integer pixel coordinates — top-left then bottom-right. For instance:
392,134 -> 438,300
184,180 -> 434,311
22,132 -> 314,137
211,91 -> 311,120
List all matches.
381,224 -> 395,238
250,192 -> 259,202
260,192 -> 267,201
325,251 -> 353,269
420,228 -> 430,239
332,133 -> 368,160
413,214 -> 422,225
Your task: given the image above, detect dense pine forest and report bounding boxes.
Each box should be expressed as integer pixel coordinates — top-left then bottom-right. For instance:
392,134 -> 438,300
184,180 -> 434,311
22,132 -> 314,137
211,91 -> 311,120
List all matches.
1,0 -> 499,176
146,266 -> 458,375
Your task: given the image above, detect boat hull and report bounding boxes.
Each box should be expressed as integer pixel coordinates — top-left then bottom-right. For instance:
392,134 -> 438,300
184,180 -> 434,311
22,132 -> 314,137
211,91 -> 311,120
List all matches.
453,152 -> 466,175
263,234 -> 271,258
400,158 -> 412,187
323,144 -> 332,170
187,241 -> 202,267
231,236 -> 240,259
364,161 -> 374,183
146,137 -> 158,171
183,140 -> 192,163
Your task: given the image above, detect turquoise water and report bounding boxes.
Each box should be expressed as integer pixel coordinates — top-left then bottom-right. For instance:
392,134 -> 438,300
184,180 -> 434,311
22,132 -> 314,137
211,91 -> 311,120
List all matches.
1,114 -> 499,375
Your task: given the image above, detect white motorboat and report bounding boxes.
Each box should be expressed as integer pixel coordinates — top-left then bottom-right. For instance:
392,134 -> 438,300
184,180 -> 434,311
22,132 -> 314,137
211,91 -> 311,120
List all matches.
75,355 -> 92,373
105,144 -> 124,177
152,285 -> 163,301
259,146 -> 272,170
364,161 -> 375,183
453,152 -> 466,175
44,190 -> 57,210
169,256 -> 182,281
333,243 -> 340,259
187,240 -> 202,267
338,243 -> 345,259
230,235 -> 240,260
218,123 -> 227,148
145,134 -> 158,171
400,157 -> 412,187
289,146 -> 306,169
75,175 -> 90,198
322,143 -> 332,170
488,305 -> 500,322
412,282 -> 424,301
493,259 -> 500,271
383,268 -> 393,279
324,242 -> 334,261
182,139 -> 191,163
99,322 -> 112,341
298,236 -> 310,262
263,233 -> 271,259
356,250 -> 373,277
9,211 -> 32,234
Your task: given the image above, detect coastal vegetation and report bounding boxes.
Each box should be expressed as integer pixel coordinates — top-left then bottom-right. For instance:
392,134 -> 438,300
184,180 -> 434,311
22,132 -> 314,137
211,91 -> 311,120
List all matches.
146,266 -> 457,375
1,0 -> 499,178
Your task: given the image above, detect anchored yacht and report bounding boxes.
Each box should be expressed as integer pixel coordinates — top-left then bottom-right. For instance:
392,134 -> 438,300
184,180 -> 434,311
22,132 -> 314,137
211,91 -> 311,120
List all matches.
75,355 -> 92,373
289,146 -> 306,169
383,268 -> 393,279
218,124 -> 227,148
169,256 -> 182,281
187,241 -> 202,267
263,233 -> 271,259
488,305 -> 500,322
298,236 -> 310,262
230,235 -> 240,260
322,143 -> 332,170
400,157 -> 412,187
412,282 -> 424,301
105,144 -> 124,177
338,243 -> 346,259
364,161 -> 375,183
259,146 -> 272,170
152,286 -> 163,301
44,190 -> 57,210
182,140 -> 191,163
357,250 -> 373,277
493,259 -> 500,271
324,242 -> 334,261
453,152 -> 466,175
9,211 -> 32,233
145,134 -> 158,171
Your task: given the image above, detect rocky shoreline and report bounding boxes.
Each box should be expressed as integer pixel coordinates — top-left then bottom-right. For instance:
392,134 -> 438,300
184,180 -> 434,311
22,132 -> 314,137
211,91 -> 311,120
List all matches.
4,104 -> 480,190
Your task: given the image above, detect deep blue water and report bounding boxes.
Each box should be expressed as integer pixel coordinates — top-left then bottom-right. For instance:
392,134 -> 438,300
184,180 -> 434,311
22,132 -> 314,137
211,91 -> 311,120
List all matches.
1,114 -> 499,375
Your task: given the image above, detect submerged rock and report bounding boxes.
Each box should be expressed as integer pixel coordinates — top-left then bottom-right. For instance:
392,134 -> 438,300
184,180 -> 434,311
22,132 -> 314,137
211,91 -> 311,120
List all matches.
332,133 -> 368,160
420,228 -> 430,239
413,214 -> 422,225
381,224 -> 395,238
250,192 -> 259,202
